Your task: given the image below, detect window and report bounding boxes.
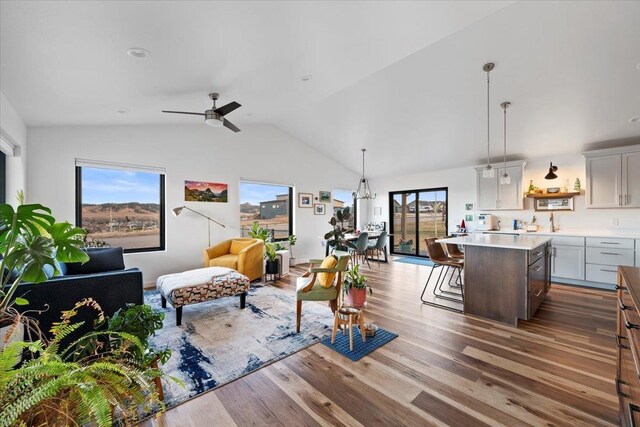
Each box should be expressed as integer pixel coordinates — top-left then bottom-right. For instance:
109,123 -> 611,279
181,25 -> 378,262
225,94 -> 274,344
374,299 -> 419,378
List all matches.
239,181 -> 292,240
75,162 -> 165,253
389,187 -> 448,257
332,189 -> 356,230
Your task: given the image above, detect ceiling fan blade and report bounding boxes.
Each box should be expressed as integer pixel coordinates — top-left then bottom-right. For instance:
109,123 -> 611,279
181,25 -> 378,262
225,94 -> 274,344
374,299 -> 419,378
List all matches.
161,110 -> 205,116
214,101 -> 241,116
223,119 -> 241,133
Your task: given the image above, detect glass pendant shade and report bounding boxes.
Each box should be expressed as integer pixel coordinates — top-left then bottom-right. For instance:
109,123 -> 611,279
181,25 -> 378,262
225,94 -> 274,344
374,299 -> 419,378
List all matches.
499,101 -> 511,185
354,149 -> 376,200
483,166 -> 495,178
500,173 -> 511,185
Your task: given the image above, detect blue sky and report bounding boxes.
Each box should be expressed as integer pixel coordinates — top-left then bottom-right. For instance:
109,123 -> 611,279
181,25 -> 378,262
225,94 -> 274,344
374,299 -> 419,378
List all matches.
82,167 -> 160,204
240,183 -> 289,205
393,190 -> 446,204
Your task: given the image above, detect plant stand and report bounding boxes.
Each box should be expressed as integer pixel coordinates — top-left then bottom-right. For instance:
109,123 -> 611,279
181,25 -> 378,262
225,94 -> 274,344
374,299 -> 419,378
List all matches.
331,306 -> 366,351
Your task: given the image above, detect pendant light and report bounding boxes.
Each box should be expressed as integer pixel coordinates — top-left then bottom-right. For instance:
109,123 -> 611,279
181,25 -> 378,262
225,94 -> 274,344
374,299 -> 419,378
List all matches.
545,162 -> 559,180
482,63 -> 495,178
500,101 -> 511,185
353,148 -> 376,200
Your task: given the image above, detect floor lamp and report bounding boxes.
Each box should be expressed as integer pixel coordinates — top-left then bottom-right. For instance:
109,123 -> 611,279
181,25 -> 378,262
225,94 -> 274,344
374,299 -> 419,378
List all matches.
172,206 -> 225,247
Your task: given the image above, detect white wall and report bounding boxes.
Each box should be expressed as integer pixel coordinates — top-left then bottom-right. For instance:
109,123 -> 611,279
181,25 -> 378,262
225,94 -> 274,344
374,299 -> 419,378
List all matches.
0,91 -> 28,203
365,152 -> 640,238
27,124 -> 358,285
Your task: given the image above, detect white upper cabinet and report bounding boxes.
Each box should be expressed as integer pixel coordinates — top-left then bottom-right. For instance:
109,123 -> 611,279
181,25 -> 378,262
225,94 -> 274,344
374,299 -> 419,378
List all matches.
475,162 -> 524,210
584,145 -> 640,208
622,151 -> 640,208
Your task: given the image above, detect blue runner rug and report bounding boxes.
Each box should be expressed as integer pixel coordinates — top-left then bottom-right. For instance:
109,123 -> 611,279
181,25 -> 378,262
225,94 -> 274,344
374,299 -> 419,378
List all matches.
321,326 -> 398,361
393,257 -> 435,267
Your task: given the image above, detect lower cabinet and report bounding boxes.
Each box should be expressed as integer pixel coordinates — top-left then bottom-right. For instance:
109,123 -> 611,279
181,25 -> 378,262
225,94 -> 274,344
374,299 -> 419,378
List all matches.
551,245 -> 585,280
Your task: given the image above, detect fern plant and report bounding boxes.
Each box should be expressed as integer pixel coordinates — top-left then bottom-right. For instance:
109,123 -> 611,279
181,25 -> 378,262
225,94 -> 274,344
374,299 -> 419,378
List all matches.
0,299 -> 171,427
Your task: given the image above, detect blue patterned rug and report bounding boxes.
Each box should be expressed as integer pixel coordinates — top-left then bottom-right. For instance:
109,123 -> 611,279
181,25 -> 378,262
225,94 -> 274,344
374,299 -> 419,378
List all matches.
393,257 -> 435,266
321,327 -> 398,361
145,283 -> 333,408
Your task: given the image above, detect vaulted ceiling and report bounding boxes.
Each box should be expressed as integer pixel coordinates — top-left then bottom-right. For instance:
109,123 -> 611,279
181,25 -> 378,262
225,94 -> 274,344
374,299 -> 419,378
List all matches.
1,1 -> 639,177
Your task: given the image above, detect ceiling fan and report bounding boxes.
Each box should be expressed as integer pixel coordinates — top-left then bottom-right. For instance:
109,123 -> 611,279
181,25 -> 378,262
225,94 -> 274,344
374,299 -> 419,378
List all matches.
162,93 -> 241,132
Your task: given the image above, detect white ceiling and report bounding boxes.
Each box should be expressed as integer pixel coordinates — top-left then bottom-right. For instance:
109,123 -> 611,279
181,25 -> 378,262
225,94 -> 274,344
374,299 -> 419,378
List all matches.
1,1 -> 640,177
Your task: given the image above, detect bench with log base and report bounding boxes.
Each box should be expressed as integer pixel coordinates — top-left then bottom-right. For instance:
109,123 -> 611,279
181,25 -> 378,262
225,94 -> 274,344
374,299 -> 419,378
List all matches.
157,268 -> 250,326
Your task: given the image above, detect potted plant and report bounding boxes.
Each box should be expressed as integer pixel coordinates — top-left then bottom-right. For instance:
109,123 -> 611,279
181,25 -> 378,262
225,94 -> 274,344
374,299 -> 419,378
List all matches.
0,201 -> 89,351
0,299 -> 172,426
398,238 -> 413,253
324,207 -> 357,252
343,264 -> 372,308
287,234 -> 297,266
248,220 -> 272,242
264,242 -> 280,275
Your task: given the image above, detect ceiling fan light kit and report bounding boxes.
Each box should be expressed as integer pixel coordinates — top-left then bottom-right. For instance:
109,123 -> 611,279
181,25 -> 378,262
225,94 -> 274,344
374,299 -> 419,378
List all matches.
162,92 -> 242,132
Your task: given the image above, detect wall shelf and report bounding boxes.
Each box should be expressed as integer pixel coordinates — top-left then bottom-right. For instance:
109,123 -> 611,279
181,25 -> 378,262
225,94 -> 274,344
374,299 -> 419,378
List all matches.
525,191 -> 581,200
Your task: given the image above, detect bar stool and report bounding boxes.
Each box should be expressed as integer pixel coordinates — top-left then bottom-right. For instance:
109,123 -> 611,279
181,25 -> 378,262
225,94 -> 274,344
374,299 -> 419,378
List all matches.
420,237 -> 464,310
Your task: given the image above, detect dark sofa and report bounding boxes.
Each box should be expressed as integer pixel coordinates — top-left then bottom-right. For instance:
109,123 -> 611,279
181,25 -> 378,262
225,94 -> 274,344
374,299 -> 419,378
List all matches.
8,247 -> 143,342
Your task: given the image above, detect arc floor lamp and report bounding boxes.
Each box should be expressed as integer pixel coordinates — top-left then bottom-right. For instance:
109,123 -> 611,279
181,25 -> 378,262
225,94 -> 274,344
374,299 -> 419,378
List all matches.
172,206 -> 225,246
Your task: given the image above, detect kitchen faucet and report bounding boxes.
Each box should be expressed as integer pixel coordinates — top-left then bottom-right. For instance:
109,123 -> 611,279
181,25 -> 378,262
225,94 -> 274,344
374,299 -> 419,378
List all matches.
549,212 -> 559,232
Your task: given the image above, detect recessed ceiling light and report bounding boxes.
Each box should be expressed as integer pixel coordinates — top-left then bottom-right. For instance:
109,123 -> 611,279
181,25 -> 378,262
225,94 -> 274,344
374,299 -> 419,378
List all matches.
117,109 -> 130,114
301,75 -> 312,82
126,48 -> 150,58
630,116 -> 640,123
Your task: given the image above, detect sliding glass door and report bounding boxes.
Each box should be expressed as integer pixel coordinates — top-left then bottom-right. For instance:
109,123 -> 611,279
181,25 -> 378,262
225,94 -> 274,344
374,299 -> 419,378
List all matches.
389,187 -> 448,258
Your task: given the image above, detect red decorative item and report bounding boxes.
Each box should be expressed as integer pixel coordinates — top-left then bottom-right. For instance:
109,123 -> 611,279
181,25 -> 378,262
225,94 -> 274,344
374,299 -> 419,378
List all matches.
460,219 -> 466,229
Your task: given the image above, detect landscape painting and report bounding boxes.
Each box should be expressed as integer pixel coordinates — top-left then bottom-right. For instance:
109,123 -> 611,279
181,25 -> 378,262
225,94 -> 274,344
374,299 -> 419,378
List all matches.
185,181 -> 228,202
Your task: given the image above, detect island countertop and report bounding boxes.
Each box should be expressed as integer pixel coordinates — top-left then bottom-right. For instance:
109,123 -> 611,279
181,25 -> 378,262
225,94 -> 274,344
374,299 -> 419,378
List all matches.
437,234 -> 551,250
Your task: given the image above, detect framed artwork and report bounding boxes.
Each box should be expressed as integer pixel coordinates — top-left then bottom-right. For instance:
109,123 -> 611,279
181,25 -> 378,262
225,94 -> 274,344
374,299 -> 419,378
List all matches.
465,203 -> 474,211
318,191 -> 331,203
314,203 -> 326,215
373,207 -> 382,215
185,181 -> 228,202
465,214 -> 474,222
534,197 -> 574,212
298,193 -> 313,208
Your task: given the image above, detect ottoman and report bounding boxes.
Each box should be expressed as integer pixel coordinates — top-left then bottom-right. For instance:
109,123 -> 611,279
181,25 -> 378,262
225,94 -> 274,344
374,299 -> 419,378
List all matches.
156,267 -> 250,326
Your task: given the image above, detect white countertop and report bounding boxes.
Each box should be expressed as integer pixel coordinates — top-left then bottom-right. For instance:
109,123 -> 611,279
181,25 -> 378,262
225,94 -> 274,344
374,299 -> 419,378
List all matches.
438,234 -> 551,250
475,229 -> 640,239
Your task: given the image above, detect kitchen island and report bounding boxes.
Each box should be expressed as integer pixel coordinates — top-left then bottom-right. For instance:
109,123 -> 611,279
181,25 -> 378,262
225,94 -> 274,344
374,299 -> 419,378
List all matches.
438,234 -> 551,326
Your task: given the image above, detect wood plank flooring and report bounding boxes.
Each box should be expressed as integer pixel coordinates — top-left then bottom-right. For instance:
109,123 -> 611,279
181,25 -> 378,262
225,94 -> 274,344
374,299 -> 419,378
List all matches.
141,259 -> 618,427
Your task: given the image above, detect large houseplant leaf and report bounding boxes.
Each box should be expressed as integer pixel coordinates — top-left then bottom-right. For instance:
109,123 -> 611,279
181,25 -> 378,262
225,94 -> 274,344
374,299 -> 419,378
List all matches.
0,204 -> 55,253
4,235 -> 56,284
48,222 -> 89,264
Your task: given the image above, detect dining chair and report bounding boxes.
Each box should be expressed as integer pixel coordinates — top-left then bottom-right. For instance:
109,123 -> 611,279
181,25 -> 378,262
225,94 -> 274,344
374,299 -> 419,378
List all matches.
351,232 -> 370,268
367,231 -> 388,267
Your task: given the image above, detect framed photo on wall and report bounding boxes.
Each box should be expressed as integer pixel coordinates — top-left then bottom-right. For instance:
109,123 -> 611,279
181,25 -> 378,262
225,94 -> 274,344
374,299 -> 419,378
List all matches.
298,193 -> 313,208
318,191 -> 331,203
465,203 -> 474,211
314,203 -> 326,215
465,214 -> 474,222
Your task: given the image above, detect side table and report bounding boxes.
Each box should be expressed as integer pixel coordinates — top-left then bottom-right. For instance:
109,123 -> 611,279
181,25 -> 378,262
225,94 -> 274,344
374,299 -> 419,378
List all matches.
331,306 -> 366,351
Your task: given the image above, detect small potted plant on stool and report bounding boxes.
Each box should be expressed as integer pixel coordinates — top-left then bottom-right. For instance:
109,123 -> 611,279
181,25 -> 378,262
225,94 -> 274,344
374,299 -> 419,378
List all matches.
343,264 -> 372,308
264,242 -> 280,278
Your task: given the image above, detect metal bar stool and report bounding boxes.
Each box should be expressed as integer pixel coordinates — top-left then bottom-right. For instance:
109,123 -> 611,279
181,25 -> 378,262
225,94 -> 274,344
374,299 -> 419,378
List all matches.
420,237 -> 464,312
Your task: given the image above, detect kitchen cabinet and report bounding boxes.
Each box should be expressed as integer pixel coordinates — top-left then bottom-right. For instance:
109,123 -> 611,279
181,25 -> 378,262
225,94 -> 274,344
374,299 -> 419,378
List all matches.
475,162 -> 524,210
622,152 -> 640,208
552,245 -> 585,280
585,237 -> 635,286
584,145 -> 640,208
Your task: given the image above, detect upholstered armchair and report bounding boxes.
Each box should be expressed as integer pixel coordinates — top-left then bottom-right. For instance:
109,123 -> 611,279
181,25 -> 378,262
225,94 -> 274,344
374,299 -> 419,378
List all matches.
203,238 -> 264,281
296,251 -> 350,333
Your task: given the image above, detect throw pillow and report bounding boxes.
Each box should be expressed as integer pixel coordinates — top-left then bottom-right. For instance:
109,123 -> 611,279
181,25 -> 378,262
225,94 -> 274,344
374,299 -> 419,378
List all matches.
229,239 -> 254,255
317,255 -> 338,288
65,247 -> 125,275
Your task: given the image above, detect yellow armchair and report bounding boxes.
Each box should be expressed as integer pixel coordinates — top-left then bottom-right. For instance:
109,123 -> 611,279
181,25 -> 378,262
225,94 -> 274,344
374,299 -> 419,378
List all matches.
203,238 -> 264,281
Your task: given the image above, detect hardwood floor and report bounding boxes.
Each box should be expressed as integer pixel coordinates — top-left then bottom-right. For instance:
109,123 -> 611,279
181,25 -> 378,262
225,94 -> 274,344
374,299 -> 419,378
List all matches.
141,259 -> 618,427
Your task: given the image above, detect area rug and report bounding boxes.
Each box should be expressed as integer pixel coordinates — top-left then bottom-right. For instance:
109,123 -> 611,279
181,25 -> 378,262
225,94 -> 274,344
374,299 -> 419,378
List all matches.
321,327 -> 398,361
393,256 -> 435,267
144,283 -> 333,408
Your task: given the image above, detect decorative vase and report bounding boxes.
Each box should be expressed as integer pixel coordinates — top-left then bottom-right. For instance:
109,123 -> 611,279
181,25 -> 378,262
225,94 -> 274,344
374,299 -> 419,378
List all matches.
345,288 -> 367,308
0,321 -> 24,366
